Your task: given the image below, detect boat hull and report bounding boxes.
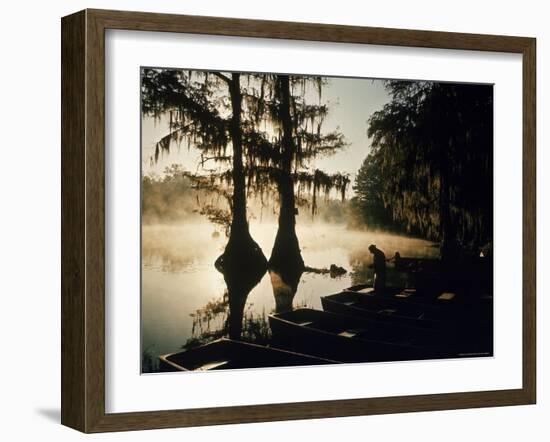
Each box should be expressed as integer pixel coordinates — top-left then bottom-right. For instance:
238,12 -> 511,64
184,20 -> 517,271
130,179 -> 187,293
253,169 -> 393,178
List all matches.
159,338 -> 340,372
321,293 -> 493,356
269,308 -> 448,363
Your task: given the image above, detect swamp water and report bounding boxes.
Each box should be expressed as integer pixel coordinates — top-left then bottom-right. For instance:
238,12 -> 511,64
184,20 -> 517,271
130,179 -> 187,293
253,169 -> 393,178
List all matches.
141,222 -> 438,371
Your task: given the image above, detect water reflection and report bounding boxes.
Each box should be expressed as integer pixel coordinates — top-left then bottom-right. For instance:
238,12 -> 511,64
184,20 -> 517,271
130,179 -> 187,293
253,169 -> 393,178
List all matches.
221,259 -> 267,340
142,223 -> 439,366
182,290 -> 273,350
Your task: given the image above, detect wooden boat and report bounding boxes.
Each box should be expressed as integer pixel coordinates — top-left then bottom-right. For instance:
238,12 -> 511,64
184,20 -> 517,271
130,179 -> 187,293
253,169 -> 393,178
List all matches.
345,284 -> 458,304
322,290 -> 493,356
341,285 -> 461,317
322,289 -> 447,328
269,308 -> 447,363
158,338 -> 339,372
340,284 -> 492,323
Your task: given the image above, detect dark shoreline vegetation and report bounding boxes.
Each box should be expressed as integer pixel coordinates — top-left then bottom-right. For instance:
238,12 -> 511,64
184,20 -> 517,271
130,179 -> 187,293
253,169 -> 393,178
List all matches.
141,69 -> 493,372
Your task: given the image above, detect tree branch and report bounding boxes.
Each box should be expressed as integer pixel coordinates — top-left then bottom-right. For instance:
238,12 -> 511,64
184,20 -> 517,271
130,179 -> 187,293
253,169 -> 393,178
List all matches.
212,72 -> 231,85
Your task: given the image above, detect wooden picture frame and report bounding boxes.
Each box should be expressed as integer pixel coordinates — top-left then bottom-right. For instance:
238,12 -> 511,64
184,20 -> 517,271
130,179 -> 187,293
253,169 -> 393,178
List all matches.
61,8 -> 536,433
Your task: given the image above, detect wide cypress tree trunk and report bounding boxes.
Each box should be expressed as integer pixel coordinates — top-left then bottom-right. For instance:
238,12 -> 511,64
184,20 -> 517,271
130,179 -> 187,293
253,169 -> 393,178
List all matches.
269,75 -> 304,272
218,73 -> 267,275
228,74 -> 248,240
213,74 -> 268,339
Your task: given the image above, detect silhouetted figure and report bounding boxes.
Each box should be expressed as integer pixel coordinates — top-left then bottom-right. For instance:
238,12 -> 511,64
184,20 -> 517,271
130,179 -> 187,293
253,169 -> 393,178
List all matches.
368,244 -> 386,293
390,251 -> 402,270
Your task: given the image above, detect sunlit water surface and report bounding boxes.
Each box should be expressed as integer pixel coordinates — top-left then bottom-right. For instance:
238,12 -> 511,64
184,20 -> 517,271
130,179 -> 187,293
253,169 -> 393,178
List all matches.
141,222 -> 438,369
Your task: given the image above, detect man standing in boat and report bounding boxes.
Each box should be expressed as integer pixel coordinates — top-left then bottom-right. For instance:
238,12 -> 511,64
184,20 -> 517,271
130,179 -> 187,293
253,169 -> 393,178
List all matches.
368,244 -> 386,293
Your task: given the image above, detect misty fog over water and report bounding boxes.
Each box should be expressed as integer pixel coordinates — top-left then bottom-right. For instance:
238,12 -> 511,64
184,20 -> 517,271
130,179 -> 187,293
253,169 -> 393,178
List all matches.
140,70 -> 493,371
142,222 -> 438,363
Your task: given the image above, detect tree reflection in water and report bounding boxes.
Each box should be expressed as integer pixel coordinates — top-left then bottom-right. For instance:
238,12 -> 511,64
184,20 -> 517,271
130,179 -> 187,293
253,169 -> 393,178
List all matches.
182,257 -> 270,350
269,266 -> 303,314
182,245 -> 315,348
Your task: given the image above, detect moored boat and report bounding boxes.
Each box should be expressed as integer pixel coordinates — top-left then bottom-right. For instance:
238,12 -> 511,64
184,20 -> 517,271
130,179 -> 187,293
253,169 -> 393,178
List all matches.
321,289 -> 446,328
345,284 -> 458,305
341,285 -> 461,318
158,338 -> 339,372
269,308 -> 446,363
321,290 -> 493,356
340,284 -> 491,323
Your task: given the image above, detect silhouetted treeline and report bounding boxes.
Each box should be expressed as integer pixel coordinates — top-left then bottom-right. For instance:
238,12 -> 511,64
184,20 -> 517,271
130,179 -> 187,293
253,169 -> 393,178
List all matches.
355,81 -> 493,256
142,165 -> 200,224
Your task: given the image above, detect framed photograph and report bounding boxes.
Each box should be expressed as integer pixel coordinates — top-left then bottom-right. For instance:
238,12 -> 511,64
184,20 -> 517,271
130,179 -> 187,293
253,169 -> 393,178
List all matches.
61,9 -> 536,433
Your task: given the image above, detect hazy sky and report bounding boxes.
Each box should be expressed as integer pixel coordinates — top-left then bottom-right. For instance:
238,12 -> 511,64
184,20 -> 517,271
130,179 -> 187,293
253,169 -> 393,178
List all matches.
141,75 -> 391,186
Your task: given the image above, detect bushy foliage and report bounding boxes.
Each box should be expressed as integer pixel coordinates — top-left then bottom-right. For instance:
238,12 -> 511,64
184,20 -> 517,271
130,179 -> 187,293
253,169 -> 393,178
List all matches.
360,80 -> 493,250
